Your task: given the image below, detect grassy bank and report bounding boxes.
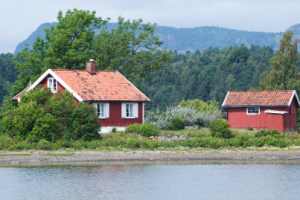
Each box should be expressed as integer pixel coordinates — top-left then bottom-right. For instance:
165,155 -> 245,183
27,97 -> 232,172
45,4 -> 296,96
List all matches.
1,128 -> 300,151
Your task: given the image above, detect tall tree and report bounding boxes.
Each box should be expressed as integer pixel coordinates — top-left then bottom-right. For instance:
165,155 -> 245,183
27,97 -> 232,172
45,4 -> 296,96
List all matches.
13,9 -> 169,95
0,53 -> 16,102
260,32 -> 299,90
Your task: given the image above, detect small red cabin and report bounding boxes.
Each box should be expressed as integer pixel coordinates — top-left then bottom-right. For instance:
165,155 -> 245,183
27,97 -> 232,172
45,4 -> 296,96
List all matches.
13,59 -> 150,133
222,90 -> 300,132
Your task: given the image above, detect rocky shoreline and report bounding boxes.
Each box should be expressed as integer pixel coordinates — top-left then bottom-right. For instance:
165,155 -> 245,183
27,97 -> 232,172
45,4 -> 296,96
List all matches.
1,149 -> 300,166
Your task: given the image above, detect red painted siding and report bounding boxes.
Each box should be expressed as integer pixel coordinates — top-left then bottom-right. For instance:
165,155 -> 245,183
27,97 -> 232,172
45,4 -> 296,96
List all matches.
38,75 -> 144,127
40,75 -> 65,93
98,102 -> 144,127
226,98 -> 298,132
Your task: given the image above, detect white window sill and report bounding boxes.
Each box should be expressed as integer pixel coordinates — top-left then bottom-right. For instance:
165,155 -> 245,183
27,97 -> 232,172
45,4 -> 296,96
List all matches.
246,113 -> 260,116
122,116 -> 138,119
98,117 -> 109,119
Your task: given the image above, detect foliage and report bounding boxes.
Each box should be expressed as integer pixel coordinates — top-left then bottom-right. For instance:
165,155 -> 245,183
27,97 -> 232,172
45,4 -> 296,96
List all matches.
255,130 -> 280,138
0,88 -> 99,142
260,32 -> 300,91
127,123 -> 159,137
13,9 -> 170,95
36,139 -> 52,150
145,46 -> 273,109
209,119 -> 233,139
179,99 -> 220,113
168,117 -> 185,130
147,103 -> 222,129
0,53 -> 16,102
0,128 -> 299,150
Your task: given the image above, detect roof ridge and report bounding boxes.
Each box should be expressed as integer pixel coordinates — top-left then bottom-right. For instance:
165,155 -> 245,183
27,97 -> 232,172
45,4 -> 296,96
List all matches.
228,90 -> 295,93
51,68 -> 119,72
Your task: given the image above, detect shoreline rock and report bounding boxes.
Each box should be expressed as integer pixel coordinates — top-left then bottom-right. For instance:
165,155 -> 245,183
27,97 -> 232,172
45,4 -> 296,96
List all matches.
1,149 -> 300,166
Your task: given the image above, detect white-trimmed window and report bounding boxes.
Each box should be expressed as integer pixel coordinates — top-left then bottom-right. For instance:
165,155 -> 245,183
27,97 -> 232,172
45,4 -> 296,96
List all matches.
122,103 -> 138,118
47,77 -> 57,93
246,106 -> 260,115
95,103 -> 110,119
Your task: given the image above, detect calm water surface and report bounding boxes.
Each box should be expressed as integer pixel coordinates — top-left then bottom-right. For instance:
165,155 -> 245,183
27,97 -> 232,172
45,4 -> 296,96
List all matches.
1,163 -> 300,200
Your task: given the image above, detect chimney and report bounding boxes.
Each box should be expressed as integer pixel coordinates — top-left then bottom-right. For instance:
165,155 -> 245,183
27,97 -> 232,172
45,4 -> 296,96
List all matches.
86,59 -> 97,75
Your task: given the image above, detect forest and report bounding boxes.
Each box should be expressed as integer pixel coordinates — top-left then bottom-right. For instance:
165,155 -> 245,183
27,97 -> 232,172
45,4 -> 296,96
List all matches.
0,45 -> 274,109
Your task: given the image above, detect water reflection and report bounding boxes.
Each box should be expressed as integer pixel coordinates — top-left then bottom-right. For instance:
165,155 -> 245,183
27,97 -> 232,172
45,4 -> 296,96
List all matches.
0,164 -> 300,200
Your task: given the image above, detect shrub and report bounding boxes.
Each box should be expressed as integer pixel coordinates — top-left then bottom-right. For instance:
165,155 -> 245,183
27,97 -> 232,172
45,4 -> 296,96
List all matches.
168,117 -> 185,130
255,130 -> 280,138
147,104 -> 222,129
0,88 -> 100,142
209,119 -> 233,139
0,135 -> 14,150
127,123 -> 159,137
36,139 -> 52,150
14,141 -> 33,150
179,99 -> 220,113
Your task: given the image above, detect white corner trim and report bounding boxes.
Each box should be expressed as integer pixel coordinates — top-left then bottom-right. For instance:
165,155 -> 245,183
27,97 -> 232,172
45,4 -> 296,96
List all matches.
27,69 -> 84,102
222,91 -> 230,107
288,90 -> 300,106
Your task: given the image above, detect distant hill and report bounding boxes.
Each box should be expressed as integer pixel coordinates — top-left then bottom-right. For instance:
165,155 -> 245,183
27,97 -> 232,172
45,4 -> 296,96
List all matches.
16,22 -> 300,53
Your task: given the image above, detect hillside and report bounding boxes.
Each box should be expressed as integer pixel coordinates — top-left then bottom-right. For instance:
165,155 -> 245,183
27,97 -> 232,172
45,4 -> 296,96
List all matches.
15,22 -> 289,53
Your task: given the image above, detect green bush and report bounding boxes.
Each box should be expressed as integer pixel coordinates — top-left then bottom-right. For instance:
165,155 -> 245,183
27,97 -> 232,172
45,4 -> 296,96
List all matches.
0,88 -> 100,142
209,119 -> 233,139
36,139 -> 52,150
127,123 -> 159,137
255,130 -> 280,138
168,117 -> 185,130
0,135 -> 14,150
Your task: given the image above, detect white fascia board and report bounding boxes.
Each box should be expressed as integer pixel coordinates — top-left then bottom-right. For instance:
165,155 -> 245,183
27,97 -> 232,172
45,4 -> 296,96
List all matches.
27,69 -> 84,102
221,91 -> 230,107
288,90 -> 300,106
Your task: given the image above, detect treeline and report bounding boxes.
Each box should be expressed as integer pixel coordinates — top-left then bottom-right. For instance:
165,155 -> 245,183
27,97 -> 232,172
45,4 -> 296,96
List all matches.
0,45 -> 274,109
0,53 -> 16,102
143,46 -> 274,109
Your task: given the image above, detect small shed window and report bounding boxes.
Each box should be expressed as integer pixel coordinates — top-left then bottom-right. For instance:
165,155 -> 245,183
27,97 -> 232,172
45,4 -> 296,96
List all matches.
47,77 -> 57,93
247,106 -> 260,115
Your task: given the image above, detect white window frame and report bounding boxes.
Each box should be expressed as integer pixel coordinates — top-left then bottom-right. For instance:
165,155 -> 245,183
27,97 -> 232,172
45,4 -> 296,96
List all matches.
246,106 -> 260,115
95,103 -> 110,119
47,77 -> 57,93
122,103 -> 138,119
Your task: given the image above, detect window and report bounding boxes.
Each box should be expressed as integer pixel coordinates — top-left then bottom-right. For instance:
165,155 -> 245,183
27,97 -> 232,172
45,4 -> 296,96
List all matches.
47,77 -> 57,93
95,103 -> 109,119
122,103 -> 138,118
247,106 -> 260,115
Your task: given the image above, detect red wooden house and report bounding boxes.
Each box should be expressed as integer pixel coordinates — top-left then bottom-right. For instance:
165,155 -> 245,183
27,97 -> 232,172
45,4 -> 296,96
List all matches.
222,90 -> 300,132
13,59 -> 150,133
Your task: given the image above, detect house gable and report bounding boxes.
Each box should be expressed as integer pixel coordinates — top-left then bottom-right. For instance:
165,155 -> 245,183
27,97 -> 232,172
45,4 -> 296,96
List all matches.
25,69 -> 84,102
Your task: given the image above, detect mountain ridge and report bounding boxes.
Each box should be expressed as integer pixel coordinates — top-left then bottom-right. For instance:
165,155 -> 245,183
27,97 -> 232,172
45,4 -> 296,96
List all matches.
15,22 -> 299,53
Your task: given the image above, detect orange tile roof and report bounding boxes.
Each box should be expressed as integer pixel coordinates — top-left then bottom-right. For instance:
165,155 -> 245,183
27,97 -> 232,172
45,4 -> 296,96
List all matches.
53,69 -> 150,102
222,90 -> 297,107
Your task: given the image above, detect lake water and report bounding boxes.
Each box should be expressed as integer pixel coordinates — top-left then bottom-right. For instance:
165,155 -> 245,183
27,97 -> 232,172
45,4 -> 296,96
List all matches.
1,163 -> 300,200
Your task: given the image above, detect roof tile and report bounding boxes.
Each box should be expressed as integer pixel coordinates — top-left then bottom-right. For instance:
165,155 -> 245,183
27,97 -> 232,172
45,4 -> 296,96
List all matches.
53,69 -> 150,102
222,90 -> 296,107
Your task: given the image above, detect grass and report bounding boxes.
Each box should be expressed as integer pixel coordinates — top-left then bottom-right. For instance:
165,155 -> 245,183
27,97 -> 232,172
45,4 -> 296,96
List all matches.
0,128 -> 300,151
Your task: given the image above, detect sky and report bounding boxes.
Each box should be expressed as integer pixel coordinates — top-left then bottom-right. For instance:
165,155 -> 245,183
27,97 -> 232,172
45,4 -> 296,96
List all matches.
1,0 -> 300,53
